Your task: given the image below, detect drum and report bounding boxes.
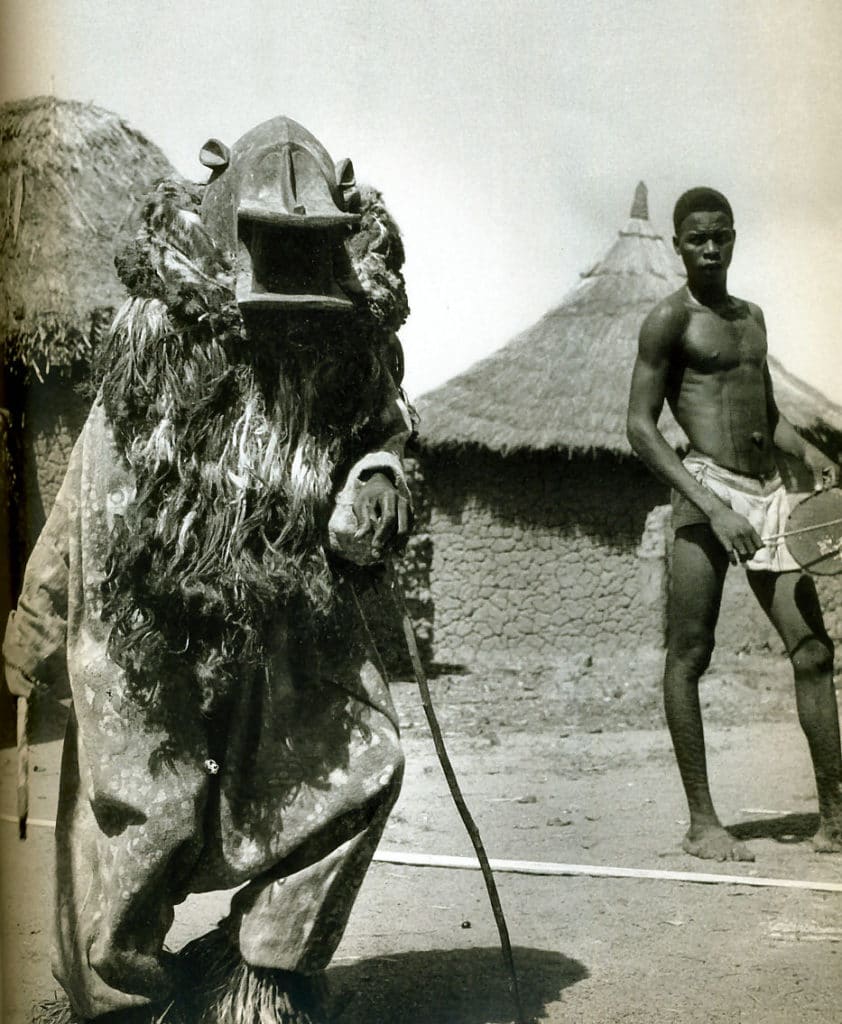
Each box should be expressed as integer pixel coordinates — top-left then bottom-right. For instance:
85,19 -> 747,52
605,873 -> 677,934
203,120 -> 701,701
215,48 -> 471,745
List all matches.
777,489 -> 842,575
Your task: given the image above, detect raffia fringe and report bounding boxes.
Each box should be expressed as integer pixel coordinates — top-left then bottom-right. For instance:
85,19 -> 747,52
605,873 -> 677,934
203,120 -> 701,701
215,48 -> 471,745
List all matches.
176,929 -> 326,1024
31,993 -> 180,1024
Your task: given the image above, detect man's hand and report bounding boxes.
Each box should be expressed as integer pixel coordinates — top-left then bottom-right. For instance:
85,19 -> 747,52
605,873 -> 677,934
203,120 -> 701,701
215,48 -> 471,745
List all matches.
804,445 -> 839,492
352,472 -> 410,560
709,506 -> 763,565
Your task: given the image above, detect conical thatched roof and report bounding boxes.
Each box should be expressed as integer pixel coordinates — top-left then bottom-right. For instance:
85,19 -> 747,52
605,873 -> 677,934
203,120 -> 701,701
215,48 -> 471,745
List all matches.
0,96 -> 175,377
417,182 -> 842,457
417,183 -> 686,455
767,353 -> 842,451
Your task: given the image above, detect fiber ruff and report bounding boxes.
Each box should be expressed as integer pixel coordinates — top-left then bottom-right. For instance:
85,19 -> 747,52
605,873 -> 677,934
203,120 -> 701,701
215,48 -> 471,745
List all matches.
30,930 -> 327,1024
95,179 -> 409,720
176,929 -> 327,1024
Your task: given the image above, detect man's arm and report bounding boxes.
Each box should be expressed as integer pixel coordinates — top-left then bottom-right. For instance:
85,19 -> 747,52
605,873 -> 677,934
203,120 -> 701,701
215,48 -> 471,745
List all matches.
626,299 -> 762,563
763,360 -> 839,491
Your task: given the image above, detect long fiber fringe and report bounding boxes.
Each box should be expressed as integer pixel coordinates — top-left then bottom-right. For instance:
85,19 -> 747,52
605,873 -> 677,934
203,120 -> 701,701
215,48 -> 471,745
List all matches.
177,929 -> 326,1024
94,178 -> 406,724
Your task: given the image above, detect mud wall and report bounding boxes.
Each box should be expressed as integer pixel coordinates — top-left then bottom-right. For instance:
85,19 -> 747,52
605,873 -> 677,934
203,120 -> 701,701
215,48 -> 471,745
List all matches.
414,448 -> 669,665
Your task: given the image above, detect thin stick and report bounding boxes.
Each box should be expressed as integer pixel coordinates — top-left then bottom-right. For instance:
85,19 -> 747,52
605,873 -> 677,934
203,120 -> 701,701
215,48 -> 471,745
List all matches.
763,515 -> 842,543
16,696 -> 29,840
385,565 -> 528,1024
372,849 -> 842,894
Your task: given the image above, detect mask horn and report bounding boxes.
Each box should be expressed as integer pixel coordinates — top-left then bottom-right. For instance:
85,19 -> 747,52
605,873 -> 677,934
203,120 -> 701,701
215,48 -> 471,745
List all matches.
335,157 -> 360,212
199,138 -> 230,170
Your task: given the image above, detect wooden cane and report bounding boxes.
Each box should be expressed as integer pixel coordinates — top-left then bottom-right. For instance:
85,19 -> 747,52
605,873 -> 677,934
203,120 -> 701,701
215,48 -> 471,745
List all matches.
16,696 -> 29,840
383,564 -> 529,1024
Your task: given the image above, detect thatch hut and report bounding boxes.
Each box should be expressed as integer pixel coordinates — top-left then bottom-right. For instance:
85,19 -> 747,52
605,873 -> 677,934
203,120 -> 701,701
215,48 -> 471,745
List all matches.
0,96 -> 175,556
411,183 -> 842,665
0,96 -> 175,682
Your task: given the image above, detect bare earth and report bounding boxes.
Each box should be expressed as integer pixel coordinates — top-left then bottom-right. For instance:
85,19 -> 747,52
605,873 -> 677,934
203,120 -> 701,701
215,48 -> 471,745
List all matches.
2,646 -> 842,1024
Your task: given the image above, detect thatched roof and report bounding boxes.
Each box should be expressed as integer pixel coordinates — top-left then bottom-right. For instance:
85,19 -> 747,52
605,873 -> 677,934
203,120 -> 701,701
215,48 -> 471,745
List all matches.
767,353 -> 842,450
416,182 -> 842,457
0,96 -> 175,377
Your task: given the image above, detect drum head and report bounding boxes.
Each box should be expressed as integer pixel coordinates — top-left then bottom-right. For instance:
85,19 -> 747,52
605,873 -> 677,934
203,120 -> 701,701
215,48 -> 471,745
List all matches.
785,489 -> 842,575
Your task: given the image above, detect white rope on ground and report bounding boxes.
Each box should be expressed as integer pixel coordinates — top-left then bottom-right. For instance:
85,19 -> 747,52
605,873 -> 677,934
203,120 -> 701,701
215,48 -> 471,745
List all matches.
0,814 -> 56,830
4,815 -> 841,894
372,849 -> 842,894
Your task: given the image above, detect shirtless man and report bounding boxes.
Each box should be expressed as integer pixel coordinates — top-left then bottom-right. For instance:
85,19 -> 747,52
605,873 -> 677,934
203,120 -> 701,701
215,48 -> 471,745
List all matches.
627,186 -> 842,861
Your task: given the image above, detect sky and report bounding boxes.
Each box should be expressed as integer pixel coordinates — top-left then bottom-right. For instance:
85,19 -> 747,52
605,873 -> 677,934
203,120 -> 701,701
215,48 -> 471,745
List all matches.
2,0 -> 841,404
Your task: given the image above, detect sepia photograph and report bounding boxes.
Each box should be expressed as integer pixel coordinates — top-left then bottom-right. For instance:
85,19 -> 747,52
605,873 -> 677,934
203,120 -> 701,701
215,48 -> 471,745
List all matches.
1,2 -> 841,1022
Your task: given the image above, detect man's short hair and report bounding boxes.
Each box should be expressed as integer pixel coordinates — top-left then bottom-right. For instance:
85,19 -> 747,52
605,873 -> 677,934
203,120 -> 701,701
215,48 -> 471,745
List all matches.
673,188 -> 733,235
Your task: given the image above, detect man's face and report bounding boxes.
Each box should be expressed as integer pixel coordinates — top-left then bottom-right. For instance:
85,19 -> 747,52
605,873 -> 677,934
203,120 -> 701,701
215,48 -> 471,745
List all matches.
673,211 -> 735,286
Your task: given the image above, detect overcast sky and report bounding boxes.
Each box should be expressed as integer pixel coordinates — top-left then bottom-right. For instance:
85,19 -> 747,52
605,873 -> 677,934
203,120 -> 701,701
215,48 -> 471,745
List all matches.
2,0 -> 840,404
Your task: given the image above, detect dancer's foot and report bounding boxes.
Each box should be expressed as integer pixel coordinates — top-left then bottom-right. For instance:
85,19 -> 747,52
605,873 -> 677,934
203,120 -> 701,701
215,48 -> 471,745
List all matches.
813,786 -> 842,852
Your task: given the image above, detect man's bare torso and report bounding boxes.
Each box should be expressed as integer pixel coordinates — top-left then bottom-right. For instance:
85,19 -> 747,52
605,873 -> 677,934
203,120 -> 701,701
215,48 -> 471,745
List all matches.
665,287 -> 777,478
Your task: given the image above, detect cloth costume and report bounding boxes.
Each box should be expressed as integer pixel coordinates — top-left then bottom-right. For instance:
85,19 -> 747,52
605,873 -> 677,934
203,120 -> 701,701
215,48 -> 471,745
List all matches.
672,451 -> 799,572
4,117 -> 414,1021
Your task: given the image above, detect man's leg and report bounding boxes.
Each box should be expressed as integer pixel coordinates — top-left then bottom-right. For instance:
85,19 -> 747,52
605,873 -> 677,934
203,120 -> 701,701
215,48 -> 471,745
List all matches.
747,569 -> 842,851
665,525 -> 754,860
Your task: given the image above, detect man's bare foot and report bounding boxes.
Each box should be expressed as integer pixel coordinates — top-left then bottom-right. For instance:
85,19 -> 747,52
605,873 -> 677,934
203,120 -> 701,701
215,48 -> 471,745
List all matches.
812,825 -> 842,853
682,824 -> 755,861
813,784 -> 842,852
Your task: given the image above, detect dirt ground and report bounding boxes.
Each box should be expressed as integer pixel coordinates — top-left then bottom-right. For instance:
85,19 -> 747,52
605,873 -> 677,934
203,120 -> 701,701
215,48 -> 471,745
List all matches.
2,645 -> 842,1024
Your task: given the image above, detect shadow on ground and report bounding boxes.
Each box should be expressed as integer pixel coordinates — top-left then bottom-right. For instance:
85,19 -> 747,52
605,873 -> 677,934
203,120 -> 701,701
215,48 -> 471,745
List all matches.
327,945 -> 587,1024
729,812 -> 819,843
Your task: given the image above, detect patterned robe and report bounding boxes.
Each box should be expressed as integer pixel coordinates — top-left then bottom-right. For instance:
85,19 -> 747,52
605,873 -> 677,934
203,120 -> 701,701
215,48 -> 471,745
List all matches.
4,386 -> 411,1019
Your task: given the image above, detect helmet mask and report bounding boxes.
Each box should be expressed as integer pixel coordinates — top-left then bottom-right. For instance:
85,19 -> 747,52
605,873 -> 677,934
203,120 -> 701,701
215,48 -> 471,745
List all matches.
199,116 -> 362,316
